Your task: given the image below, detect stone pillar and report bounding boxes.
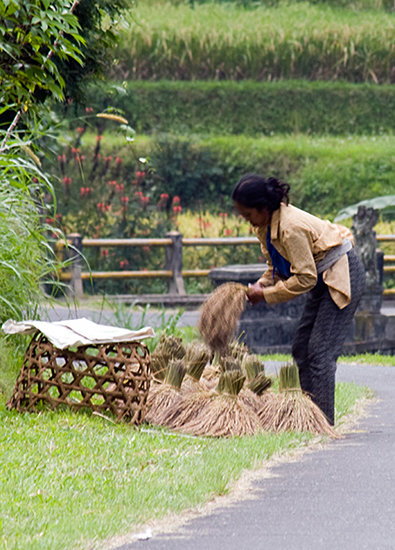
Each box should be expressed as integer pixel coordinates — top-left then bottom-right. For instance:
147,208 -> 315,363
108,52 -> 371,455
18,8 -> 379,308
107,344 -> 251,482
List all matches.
165,231 -> 185,295
66,233 -> 84,300
352,205 -> 383,313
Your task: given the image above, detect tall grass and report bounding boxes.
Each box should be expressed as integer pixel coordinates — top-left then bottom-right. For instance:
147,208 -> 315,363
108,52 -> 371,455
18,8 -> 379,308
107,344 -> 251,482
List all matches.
114,1 -> 395,82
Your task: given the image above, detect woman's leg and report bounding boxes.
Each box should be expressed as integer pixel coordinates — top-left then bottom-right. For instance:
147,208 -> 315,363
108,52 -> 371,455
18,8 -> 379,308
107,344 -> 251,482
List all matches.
292,286 -> 325,396
294,250 -> 366,424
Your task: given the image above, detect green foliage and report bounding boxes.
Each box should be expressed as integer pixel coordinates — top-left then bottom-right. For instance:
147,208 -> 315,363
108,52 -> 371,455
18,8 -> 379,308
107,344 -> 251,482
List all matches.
79,132 -> 395,218
155,0 -> 394,9
80,80 -> 395,136
0,0 -> 84,111
55,0 -> 131,103
147,135 -> 223,206
0,133 -> 66,324
113,2 -> 395,82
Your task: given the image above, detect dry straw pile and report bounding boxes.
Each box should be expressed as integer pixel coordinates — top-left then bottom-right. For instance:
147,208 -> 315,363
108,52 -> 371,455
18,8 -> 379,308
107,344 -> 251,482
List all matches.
258,363 -> 340,439
176,370 -> 262,438
145,332 -> 339,439
198,282 -> 248,352
145,359 -> 186,426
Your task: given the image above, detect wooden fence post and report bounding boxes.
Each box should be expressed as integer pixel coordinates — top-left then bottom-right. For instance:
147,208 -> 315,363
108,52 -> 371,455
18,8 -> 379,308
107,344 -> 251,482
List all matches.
66,233 -> 84,300
165,231 -> 185,295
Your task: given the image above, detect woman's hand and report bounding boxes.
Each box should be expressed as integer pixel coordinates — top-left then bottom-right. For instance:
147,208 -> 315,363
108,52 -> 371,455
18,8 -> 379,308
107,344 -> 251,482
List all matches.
247,281 -> 266,305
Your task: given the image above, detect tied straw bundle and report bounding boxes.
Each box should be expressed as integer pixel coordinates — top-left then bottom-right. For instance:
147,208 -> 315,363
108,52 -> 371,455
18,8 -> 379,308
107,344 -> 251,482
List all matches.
150,334 -> 186,383
145,359 -> 186,426
176,371 -> 262,438
181,341 -> 212,394
258,364 -> 341,439
198,282 -> 249,352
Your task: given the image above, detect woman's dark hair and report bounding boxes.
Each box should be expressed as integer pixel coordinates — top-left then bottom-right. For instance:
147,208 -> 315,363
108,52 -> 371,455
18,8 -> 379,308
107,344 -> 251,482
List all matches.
231,173 -> 290,213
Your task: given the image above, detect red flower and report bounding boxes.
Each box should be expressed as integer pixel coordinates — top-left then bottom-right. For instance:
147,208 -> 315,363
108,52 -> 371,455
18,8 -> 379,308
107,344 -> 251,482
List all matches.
173,205 -> 182,215
172,196 -> 181,205
116,157 -> 123,164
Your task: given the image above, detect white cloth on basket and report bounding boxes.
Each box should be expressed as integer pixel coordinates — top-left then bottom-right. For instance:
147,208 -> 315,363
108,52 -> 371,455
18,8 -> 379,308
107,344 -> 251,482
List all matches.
1,318 -> 155,350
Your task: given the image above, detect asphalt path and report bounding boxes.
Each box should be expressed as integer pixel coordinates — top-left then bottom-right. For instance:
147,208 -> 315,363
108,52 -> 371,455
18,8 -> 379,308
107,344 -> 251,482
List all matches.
40,303 -> 200,330
109,362 -> 395,550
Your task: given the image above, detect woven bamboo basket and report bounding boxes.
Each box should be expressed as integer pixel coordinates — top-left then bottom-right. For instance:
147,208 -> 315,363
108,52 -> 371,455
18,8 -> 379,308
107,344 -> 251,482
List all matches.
7,332 -> 151,424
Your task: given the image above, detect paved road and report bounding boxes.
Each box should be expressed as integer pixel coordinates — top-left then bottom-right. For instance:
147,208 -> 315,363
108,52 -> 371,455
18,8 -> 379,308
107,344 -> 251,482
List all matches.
40,300 -> 395,330
110,362 -> 395,550
40,303 -> 201,329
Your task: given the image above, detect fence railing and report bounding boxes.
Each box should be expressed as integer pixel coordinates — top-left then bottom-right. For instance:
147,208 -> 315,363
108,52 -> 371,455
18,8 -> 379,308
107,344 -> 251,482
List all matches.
59,232 -> 395,299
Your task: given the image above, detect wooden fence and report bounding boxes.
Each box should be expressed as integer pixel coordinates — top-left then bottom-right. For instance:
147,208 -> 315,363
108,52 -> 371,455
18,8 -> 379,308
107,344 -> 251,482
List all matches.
59,232 -> 395,300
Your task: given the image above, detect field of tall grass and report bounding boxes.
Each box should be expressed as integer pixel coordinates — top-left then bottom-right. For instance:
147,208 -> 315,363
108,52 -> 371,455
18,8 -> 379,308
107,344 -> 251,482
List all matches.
113,1 -> 395,82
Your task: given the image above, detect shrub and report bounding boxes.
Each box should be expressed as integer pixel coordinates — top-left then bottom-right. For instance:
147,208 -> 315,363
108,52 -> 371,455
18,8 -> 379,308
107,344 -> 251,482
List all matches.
50,131 -> 395,220
79,80 -> 395,137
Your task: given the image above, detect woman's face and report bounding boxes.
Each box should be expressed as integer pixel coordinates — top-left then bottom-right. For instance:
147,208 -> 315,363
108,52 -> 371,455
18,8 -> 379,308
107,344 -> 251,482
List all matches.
234,201 -> 271,228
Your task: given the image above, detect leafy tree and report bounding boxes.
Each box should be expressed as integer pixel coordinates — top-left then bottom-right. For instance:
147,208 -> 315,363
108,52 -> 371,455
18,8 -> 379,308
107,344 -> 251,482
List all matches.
0,0 -> 88,329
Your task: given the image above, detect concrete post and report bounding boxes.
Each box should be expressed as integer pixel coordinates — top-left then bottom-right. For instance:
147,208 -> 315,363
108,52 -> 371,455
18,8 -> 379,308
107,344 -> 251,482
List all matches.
67,233 -> 84,300
165,231 -> 185,295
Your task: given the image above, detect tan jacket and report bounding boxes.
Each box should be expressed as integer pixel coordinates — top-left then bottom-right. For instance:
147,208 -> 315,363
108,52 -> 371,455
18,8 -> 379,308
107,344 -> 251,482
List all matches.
255,203 -> 354,309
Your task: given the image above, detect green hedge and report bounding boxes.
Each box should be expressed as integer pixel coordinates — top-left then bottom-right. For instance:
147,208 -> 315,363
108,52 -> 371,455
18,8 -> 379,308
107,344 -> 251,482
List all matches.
77,132 -> 395,218
154,0 -> 393,10
82,80 -> 395,136
113,2 -> 395,82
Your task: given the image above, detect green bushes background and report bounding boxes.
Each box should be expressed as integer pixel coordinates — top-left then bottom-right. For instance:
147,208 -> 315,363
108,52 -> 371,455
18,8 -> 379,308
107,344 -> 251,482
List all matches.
82,80 -> 395,136
73,133 -> 395,219
48,0 -> 395,294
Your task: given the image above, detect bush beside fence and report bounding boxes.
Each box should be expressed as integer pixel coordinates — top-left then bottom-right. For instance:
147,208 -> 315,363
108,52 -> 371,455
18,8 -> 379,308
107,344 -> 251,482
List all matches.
67,133 -> 395,218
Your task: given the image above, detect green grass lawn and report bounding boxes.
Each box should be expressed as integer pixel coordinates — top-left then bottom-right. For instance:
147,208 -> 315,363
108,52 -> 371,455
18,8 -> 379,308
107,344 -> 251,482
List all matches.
0,379 -> 372,550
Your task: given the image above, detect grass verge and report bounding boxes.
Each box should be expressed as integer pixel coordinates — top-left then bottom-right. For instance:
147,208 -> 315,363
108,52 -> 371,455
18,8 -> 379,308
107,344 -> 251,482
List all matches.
0,380 -> 371,550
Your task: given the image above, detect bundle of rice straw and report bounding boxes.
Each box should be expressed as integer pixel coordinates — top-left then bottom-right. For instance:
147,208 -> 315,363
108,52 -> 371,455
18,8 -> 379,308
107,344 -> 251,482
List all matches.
145,359 -> 187,426
161,386 -> 214,430
149,352 -> 169,383
198,282 -> 248,352
177,371 -> 262,437
230,340 -> 250,364
241,354 -> 265,379
220,353 -> 273,413
258,363 -> 340,438
201,350 -> 240,389
155,333 -> 186,360
182,341 -> 212,393
150,334 -> 186,384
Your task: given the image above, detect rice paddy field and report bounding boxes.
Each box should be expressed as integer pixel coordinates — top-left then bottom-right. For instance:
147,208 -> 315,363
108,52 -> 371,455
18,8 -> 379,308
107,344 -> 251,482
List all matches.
113,1 -> 395,82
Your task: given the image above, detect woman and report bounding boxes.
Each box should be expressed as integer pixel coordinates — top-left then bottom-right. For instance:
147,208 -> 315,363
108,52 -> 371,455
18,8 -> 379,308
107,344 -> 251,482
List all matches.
232,173 -> 366,425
